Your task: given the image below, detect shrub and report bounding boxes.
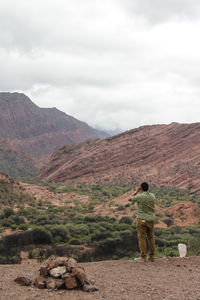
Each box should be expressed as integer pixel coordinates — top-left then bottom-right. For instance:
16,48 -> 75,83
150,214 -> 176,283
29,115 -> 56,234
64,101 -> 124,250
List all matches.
18,223 -> 28,231
48,225 -> 70,243
117,204 -> 125,211
28,250 -> 33,259
31,227 -> 53,244
0,218 -> 13,227
91,231 -> 112,241
32,215 -> 54,225
0,255 -> 9,264
3,233 -> 19,246
163,247 -> 178,257
163,218 -> 173,227
66,223 -> 89,237
156,238 -> 169,247
69,238 -> 82,245
2,208 -> 15,218
84,215 -> 103,223
10,256 -> 20,263
9,215 -> 25,226
97,236 -> 122,254
119,216 -> 133,225
11,224 -> 17,230
3,227 -> 53,246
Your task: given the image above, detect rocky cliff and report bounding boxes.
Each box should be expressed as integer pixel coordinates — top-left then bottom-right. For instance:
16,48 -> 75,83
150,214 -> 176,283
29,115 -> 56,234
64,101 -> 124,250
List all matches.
0,92 -> 108,166
38,122 -> 200,192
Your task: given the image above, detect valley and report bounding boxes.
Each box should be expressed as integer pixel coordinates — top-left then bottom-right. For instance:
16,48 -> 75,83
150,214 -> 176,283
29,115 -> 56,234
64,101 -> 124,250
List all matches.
0,174 -> 200,264
0,92 -> 200,267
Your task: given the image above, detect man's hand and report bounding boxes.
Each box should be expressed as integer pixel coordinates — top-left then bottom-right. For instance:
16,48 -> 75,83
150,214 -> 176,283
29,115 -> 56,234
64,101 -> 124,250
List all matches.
135,186 -> 140,193
132,186 -> 140,196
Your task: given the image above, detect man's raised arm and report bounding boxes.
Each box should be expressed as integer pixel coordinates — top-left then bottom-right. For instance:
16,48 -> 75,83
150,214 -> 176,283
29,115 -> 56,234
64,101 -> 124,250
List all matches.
128,186 -> 141,203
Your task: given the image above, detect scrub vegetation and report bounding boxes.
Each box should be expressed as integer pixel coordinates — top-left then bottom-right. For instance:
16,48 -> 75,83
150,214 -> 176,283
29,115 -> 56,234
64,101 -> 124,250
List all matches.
0,176 -> 200,264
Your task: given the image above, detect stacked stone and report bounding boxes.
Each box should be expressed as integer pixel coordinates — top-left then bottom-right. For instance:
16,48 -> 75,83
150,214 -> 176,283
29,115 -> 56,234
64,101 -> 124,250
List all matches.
15,256 -> 98,292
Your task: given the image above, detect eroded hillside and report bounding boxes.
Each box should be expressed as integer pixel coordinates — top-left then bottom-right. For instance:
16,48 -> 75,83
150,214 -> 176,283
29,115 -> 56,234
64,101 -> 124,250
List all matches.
38,122 -> 200,193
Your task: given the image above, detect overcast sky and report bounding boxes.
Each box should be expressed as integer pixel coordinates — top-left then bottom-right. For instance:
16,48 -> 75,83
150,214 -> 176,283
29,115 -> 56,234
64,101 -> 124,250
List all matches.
1,0 -> 200,132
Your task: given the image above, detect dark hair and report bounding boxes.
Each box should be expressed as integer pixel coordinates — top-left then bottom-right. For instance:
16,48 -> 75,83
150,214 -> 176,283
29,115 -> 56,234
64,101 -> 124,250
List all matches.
141,182 -> 149,191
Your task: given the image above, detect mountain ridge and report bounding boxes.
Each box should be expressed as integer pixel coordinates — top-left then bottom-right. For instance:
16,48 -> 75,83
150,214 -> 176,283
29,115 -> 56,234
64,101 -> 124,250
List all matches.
38,122 -> 200,193
0,92 -> 108,168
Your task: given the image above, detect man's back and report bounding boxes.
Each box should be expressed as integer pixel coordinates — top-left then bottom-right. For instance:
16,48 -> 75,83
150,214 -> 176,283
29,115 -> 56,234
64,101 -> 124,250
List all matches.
131,191 -> 155,221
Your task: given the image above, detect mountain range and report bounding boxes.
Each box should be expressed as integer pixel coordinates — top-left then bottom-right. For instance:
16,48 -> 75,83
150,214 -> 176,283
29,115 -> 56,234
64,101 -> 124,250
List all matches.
0,92 -> 108,176
38,122 -> 200,193
0,92 -> 200,193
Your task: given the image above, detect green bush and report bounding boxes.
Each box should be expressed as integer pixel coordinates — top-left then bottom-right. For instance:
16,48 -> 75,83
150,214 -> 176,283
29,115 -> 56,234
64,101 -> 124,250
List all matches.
47,225 -> 70,243
0,255 -> 9,264
66,223 -> 89,237
3,227 -> 52,247
0,218 -> 13,227
119,216 -> 133,225
163,247 -> 178,257
11,224 -> 17,230
9,215 -> 25,226
91,231 -> 112,241
28,250 -> 33,259
2,208 -> 15,218
18,223 -> 28,231
69,238 -> 82,245
31,227 -> 53,244
117,204 -> 125,211
3,233 -> 20,246
33,215 -> 61,226
97,236 -> 122,254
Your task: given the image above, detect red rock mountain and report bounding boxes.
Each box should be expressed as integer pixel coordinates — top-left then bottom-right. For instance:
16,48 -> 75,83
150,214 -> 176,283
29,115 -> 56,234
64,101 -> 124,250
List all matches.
38,122 -> 200,193
0,92 -> 108,166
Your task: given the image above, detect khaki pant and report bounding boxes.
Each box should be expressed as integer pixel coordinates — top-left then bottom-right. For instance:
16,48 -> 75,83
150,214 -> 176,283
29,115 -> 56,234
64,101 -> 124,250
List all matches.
136,218 -> 155,259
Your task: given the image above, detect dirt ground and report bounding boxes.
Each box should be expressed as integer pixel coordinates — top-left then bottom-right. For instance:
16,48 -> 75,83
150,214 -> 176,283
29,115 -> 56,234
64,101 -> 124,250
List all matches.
0,256 -> 200,300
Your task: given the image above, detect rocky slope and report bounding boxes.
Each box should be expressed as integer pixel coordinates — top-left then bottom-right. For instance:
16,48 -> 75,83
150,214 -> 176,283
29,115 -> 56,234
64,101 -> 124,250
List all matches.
0,138 -> 38,178
38,122 -> 200,193
0,92 -> 108,166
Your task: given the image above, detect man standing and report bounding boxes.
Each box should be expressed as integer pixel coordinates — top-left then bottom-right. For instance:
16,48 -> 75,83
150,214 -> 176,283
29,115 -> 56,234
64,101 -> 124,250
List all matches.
128,182 -> 155,262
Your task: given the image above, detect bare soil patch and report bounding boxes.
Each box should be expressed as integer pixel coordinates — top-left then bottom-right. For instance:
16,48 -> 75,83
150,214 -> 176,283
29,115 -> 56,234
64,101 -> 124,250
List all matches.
1,256 -> 200,300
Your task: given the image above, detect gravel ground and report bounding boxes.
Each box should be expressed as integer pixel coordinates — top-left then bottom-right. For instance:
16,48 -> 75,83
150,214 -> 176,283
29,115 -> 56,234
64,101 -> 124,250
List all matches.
0,256 -> 200,300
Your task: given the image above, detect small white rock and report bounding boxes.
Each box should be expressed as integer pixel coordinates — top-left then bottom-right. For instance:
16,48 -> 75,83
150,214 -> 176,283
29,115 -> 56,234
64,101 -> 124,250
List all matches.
50,266 -> 66,278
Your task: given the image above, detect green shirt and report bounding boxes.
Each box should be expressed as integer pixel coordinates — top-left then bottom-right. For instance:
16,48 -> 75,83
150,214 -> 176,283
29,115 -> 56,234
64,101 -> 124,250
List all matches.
131,191 -> 155,221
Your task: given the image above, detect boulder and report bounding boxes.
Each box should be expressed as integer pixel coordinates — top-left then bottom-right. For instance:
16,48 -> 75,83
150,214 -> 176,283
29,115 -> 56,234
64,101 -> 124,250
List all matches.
14,276 -> 31,286
50,266 -> 66,278
33,275 -> 46,289
55,256 -> 69,266
72,267 -> 87,285
64,274 -> 77,289
47,260 -> 59,271
66,258 -> 78,270
46,278 -> 64,290
55,279 -> 65,289
62,273 -> 70,280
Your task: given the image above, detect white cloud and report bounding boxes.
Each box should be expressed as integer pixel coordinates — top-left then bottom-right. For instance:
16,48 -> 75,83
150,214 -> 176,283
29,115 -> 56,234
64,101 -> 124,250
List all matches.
121,0 -> 200,24
0,0 -> 200,131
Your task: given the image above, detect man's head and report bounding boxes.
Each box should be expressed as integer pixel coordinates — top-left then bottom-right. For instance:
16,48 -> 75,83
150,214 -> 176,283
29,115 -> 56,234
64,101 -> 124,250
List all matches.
140,182 -> 149,191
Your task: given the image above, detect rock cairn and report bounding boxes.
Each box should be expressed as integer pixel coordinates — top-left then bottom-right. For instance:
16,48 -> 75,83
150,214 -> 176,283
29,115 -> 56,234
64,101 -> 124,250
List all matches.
15,256 -> 99,292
